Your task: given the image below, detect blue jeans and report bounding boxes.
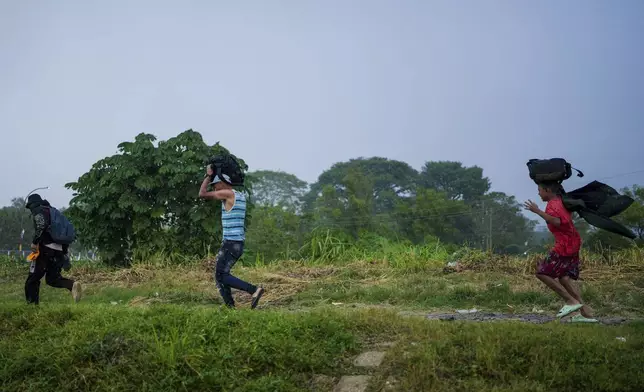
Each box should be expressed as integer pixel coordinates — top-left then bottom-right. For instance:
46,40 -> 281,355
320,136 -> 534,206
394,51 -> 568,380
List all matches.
215,241 -> 257,307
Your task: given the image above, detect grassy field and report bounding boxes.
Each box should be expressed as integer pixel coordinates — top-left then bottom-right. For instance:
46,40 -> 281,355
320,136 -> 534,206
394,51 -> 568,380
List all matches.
1,253 -> 644,391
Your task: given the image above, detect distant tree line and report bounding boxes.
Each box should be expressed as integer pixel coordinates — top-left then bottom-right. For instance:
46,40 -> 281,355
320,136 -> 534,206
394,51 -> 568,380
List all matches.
1,130 -> 642,265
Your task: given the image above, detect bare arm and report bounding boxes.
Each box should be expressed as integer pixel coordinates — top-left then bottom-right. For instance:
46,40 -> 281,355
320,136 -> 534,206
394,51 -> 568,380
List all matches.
198,177 -> 234,201
524,200 -> 561,227
534,209 -> 561,227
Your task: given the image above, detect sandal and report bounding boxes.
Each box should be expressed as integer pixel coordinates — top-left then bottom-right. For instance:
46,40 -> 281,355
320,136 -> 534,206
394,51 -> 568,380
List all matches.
570,314 -> 599,323
556,304 -> 583,318
251,287 -> 265,309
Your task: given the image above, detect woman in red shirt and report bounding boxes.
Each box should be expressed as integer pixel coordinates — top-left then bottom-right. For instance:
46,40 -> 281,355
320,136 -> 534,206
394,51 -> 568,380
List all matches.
524,182 -> 597,323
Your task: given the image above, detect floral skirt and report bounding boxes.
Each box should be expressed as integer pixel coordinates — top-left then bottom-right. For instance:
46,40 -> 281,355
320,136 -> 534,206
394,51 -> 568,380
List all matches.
537,251 -> 580,280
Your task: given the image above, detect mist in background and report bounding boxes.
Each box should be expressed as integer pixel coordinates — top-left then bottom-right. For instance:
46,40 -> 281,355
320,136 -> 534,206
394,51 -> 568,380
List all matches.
1,0 -> 643,211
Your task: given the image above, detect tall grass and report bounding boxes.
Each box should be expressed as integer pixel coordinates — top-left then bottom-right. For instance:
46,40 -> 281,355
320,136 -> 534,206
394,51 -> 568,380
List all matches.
282,231 -> 644,274
4,233 -> 643,274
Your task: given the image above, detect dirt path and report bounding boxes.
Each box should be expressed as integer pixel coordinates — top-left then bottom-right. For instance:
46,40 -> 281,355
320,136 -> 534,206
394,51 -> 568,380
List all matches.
425,312 -> 633,325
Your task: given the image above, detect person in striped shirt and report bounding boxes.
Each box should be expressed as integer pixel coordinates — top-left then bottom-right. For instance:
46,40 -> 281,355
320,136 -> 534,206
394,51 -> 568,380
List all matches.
199,166 -> 265,309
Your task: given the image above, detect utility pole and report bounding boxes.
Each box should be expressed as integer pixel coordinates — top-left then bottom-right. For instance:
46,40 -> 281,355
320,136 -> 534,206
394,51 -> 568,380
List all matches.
488,207 -> 493,252
481,201 -> 486,249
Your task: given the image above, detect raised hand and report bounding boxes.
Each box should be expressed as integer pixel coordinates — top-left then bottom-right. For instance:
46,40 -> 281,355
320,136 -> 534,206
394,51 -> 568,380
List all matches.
523,200 -> 540,213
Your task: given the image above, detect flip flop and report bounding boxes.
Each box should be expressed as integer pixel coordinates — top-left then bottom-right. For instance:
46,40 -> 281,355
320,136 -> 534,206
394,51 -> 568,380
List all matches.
251,287 -> 265,309
556,304 -> 583,318
570,315 -> 599,323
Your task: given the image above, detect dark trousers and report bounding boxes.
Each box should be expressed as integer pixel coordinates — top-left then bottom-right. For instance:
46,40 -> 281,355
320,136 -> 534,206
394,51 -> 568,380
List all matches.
215,241 -> 257,307
25,246 -> 74,304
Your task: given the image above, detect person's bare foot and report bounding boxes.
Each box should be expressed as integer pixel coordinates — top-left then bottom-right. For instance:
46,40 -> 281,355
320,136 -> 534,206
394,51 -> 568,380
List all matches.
581,305 -> 594,318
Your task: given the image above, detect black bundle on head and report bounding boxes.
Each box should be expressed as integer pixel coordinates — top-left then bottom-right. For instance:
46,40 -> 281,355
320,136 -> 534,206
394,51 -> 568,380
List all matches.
527,158 -> 583,185
208,154 -> 246,186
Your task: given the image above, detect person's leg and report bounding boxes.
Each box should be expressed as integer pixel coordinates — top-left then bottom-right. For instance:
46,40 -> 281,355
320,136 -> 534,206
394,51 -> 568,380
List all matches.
214,242 -> 262,307
559,276 -> 593,318
61,244 -> 71,271
536,252 -> 582,318
43,248 -> 81,302
556,253 -> 593,317
536,274 -> 579,305
215,243 -> 256,292
214,244 -> 249,307
226,242 -> 265,309
25,257 -> 47,304
44,249 -> 74,290
213,244 -> 234,308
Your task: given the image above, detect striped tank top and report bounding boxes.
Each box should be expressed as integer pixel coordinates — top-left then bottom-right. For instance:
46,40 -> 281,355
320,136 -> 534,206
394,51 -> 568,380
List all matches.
221,190 -> 246,241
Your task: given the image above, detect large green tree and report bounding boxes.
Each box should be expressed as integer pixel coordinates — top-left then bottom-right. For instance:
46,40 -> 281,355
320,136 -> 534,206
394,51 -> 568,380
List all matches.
305,160 -> 414,239
419,161 -> 490,202
304,157 -> 418,215
394,188 -> 471,244
307,171 -> 378,239
65,130 -> 251,265
247,170 -> 308,212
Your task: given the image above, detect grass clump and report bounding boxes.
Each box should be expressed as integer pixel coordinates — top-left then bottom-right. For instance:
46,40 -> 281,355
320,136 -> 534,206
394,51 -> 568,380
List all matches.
0,304 -> 360,392
380,319 -> 644,391
2,247 -> 644,391
1,304 -> 644,392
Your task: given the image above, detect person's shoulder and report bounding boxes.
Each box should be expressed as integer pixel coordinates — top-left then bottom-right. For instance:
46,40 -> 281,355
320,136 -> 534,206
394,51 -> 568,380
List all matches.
234,190 -> 247,200
547,197 -> 564,208
545,198 -> 563,214
547,197 -> 573,220
32,205 -> 47,215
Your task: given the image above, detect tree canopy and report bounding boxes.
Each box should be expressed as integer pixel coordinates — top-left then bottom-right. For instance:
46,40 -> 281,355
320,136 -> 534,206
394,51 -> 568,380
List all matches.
247,170 -> 308,212
3,130 -> 641,264
419,161 -> 490,202
64,130 -> 251,265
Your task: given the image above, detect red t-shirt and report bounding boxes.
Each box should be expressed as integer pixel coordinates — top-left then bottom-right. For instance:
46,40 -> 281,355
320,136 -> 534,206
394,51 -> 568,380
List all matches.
546,198 -> 581,256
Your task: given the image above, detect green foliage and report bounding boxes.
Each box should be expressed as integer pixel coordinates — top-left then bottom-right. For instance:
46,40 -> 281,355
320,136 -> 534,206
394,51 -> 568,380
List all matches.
246,170 -> 308,212
474,191 -> 537,252
8,126 -> 628,265
298,229 -> 354,263
586,230 -> 636,253
64,130 -> 252,265
2,258 -> 644,391
619,185 -> 644,239
304,157 -> 419,215
244,206 -> 302,262
4,301 -> 642,392
419,161 -> 490,202
395,188 -> 471,244
0,304 -> 359,392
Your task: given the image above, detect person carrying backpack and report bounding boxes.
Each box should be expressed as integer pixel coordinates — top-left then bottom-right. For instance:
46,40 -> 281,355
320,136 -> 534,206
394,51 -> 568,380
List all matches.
524,183 -> 597,323
199,162 -> 265,309
524,158 -> 636,323
24,194 -> 82,304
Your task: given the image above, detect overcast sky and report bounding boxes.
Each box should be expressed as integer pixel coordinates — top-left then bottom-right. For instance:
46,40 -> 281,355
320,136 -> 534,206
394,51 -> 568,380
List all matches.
1,0 -> 643,211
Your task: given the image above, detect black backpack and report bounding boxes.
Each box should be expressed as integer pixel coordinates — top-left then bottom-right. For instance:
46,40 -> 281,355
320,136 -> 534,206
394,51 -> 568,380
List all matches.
526,158 -> 584,184
209,154 -> 247,186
